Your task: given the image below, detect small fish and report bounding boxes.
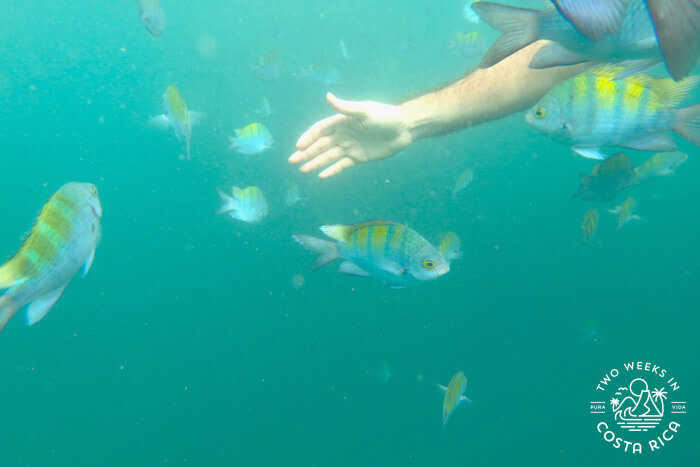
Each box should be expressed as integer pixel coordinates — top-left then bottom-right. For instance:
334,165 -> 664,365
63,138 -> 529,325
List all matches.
228,123 -> 273,155
608,196 -> 641,228
255,97 -> 271,117
293,221 -> 450,287
473,0 -> 662,71
251,50 -> 283,82
285,183 -> 305,207
0,183 -> 102,333
138,0 -> 166,37
463,1 -> 481,23
298,65 -> 341,86
630,151 -> 688,186
379,360 -> 393,383
573,152 -> 634,201
526,66 -> 700,160
448,32 -> 489,60
438,371 -> 472,426
581,208 -> 599,244
149,85 -> 200,159
217,186 -> 269,224
439,232 -> 462,261
339,40 -> 351,61
581,317 -> 602,343
452,169 -> 474,199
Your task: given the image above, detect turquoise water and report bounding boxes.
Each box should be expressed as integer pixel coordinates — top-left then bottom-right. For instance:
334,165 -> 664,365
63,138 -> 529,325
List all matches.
1,1 -> 698,465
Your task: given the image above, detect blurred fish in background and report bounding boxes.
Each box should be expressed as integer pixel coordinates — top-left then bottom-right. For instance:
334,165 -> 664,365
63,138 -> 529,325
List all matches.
229,123 -> 273,155
252,50 -> 283,82
217,186 -> 269,224
138,0 -> 166,37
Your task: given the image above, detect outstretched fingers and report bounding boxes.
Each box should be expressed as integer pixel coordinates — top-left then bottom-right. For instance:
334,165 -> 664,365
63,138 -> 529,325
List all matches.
300,146 -> 345,173
319,157 -> 355,179
295,114 -> 345,151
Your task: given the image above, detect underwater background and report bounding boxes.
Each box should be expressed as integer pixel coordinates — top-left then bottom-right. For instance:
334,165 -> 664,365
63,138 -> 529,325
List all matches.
0,0 -> 698,465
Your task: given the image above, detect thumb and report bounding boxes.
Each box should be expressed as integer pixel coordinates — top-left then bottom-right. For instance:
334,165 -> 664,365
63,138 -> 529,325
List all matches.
327,92 -> 368,118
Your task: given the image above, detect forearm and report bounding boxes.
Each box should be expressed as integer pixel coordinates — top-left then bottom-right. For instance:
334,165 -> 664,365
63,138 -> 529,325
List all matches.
401,41 -> 586,140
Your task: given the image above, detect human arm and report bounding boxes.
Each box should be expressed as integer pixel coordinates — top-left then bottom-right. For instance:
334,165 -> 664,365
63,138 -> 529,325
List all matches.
289,41 -> 587,178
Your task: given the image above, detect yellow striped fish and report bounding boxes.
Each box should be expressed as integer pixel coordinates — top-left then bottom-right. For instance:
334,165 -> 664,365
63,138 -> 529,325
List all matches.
293,220 -> 449,287
252,50 -> 283,81
526,66 -> 700,160
217,186 -> 268,224
0,183 -> 102,333
439,232 -> 462,261
631,151 -> 688,186
582,208 -> 599,244
608,196 -> 641,228
229,123 -> 273,155
149,85 -> 201,160
438,371 -> 471,426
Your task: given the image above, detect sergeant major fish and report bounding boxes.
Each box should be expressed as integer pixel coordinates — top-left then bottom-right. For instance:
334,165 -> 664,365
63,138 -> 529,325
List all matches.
439,232 -> 463,261
526,66 -> 700,160
252,50 -> 283,82
293,221 -> 450,287
217,186 -> 269,224
149,85 -> 201,160
138,0 -> 166,37
608,196 -> 640,228
581,208 -> 599,244
285,183 -> 305,207
448,32 -> 489,60
229,123 -> 273,155
452,168 -> 474,199
0,183 -> 102,333
438,371 -> 472,426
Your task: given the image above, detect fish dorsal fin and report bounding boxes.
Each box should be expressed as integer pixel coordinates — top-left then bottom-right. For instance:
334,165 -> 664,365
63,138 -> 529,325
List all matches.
25,284 -> 67,326
320,224 -> 354,243
627,75 -> 700,107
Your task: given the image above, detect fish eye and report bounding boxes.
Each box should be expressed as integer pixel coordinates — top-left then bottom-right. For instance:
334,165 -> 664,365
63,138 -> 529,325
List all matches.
422,260 -> 436,270
561,123 -> 568,130
534,108 -> 546,119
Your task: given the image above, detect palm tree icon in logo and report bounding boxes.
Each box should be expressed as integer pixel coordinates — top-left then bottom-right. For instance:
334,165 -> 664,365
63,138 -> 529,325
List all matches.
612,378 -> 666,431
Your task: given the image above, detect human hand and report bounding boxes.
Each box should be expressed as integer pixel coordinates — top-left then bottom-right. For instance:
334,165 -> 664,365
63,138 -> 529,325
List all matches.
289,93 -> 414,178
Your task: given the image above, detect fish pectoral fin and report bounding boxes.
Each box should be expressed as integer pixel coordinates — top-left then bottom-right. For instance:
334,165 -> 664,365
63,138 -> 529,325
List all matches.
573,148 -> 606,160
437,384 -> 448,393
83,249 -> 96,278
146,114 -> 171,130
337,261 -> 370,277
623,133 -> 676,152
530,42 -> 589,69
460,395 -> 473,404
376,258 -> 405,277
25,284 -> 67,327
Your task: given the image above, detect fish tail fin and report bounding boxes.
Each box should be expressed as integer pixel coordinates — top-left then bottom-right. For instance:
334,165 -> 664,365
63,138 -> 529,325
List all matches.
186,139 -> 191,160
292,234 -> 339,270
216,189 -> 238,215
674,103 -> 700,147
471,2 -> 541,68
572,174 -> 591,199
0,295 -> 19,334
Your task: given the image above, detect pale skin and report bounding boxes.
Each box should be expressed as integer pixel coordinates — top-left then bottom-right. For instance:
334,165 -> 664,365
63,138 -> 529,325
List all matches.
289,41 -> 587,179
